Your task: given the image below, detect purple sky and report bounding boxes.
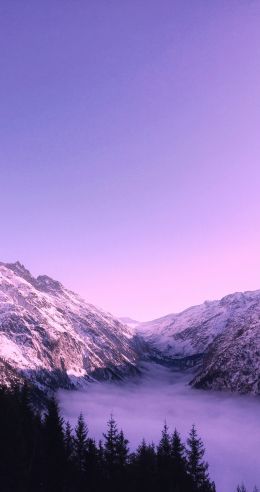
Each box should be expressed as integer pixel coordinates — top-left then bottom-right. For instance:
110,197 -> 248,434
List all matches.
1,0 -> 260,320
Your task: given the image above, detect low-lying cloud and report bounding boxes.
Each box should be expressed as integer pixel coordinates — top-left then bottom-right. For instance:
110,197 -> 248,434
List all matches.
59,364 -> 260,492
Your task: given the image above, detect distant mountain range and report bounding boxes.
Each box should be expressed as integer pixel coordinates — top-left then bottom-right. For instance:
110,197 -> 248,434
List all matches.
0,261 -> 260,395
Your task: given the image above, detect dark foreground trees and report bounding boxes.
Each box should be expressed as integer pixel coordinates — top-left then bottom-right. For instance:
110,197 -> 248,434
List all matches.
0,386 -> 216,492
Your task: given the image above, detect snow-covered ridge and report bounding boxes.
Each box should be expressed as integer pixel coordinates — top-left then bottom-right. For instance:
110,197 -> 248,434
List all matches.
1,261 -> 260,395
0,261 -> 141,390
132,290 -> 260,394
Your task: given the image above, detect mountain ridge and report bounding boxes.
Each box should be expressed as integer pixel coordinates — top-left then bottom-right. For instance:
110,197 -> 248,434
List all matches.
1,261 -> 260,395
131,290 -> 260,394
0,261 -> 144,392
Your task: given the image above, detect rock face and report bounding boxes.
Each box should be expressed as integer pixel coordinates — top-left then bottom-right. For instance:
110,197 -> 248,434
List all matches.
0,261 -> 141,391
136,291 -> 260,394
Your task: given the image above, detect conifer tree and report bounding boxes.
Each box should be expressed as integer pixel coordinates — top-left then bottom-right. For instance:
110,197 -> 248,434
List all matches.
103,415 -> 121,490
64,421 -> 75,492
115,429 -> 129,491
43,398 -> 65,492
64,421 -> 74,462
103,414 -> 119,471
116,429 -> 129,468
171,428 -> 189,490
74,413 -> 88,475
157,422 -> 172,491
186,425 -> 215,492
86,438 -> 100,492
132,439 -> 157,492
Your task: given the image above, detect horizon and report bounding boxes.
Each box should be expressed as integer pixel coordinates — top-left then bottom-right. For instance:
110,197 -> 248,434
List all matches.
2,258 -> 260,322
1,1 -> 260,319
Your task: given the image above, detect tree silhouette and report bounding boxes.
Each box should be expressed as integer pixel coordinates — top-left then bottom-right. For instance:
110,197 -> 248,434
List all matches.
186,425 -> 215,492
0,386 -> 243,492
74,413 -> 88,490
157,422 -> 172,491
43,398 -> 65,492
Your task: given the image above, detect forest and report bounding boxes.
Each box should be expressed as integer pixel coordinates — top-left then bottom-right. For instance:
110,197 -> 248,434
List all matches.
0,386 -> 251,492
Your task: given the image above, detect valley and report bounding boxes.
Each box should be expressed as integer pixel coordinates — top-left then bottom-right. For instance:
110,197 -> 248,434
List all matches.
0,261 -> 260,491
59,363 -> 260,492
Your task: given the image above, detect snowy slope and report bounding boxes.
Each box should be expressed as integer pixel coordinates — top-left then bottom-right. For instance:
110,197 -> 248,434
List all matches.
119,317 -> 140,330
0,262 -> 141,390
136,291 -> 260,393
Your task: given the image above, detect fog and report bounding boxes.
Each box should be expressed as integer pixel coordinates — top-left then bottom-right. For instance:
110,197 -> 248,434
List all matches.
59,364 -> 260,492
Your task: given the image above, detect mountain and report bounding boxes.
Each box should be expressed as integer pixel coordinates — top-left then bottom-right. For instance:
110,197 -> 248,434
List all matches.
119,317 -> 140,329
136,291 -> 260,394
1,261 -> 260,395
0,261 -> 142,391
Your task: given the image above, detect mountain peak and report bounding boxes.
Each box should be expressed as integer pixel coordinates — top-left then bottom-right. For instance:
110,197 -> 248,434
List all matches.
0,261 -> 64,295
1,260 -> 35,284
0,261 -> 140,390
2,260 -> 27,272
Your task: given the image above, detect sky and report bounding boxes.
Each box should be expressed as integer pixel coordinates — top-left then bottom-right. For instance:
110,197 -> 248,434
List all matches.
1,0 -> 260,320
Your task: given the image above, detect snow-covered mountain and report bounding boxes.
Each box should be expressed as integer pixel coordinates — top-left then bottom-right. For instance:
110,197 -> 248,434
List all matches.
1,261 -> 260,395
0,261 -> 142,391
119,317 -> 140,330
135,291 -> 260,394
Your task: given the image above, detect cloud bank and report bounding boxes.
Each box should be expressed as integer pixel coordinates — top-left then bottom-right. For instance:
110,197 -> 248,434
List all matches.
59,365 -> 260,492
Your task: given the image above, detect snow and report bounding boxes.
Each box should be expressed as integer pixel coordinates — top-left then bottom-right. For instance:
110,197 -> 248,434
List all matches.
1,260 -> 260,394
0,262 -> 140,388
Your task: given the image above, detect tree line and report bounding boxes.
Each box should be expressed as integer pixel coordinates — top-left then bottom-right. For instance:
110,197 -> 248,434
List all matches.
0,385 -> 254,492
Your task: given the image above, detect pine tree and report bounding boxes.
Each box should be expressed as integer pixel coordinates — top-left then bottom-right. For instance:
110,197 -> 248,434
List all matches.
19,385 -> 41,491
171,428 -> 186,466
186,425 -> 215,492
157,422 -> 172,491
64,421 -> 75,492
74,413 -> 88,475
64,421 -> 74,462
171,428 -> 189,490
131,439 -> 157,492
116,429 -> 129,468
96,440 -> 106,489
97,439 -> 105,466
103,414 -> 119,471
103,415 -> 121,490
116,429 -> 129,491
86,438 -> 100,492
43,397 -> 65,492
158,422 -> 171,455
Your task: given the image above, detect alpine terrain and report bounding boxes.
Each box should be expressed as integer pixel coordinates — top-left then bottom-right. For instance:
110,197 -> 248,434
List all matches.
1,260 -> 260,395
0,261 -> 143,392
135,291 -> 260,394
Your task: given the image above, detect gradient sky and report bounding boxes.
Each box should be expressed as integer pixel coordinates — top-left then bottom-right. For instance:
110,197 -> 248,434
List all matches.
1,0 -> 260,320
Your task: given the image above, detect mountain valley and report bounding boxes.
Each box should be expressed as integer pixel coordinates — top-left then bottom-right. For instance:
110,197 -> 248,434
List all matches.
0,261 -> 260,395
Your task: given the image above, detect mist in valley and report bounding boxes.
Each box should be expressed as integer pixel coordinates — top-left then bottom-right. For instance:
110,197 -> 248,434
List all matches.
59,364 -> 260,492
